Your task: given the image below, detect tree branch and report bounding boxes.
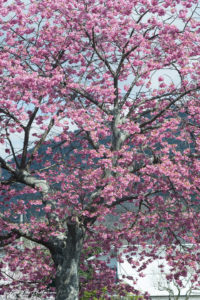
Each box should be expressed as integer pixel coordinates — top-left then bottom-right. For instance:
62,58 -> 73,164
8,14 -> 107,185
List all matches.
140,87 -> 200,129
0,156 -> 16,175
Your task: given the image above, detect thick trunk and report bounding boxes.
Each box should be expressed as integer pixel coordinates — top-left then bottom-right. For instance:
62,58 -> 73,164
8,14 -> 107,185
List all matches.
14,170 -> 85,299
51,223 -> 85,300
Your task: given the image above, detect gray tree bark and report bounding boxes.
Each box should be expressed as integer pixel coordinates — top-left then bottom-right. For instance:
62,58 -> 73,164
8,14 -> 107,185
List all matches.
50,223 -> 85,300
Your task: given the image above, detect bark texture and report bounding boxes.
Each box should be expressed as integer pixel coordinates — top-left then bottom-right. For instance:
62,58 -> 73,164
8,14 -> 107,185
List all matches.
51,223 -> 85,300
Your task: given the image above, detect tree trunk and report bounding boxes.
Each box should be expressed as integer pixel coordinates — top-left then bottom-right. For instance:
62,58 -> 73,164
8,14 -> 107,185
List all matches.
51,222 -> 85,300
15,171 -> 85,299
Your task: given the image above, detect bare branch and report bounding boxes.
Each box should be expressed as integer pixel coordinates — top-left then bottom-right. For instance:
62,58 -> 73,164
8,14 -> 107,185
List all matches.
73,88 -> 110,114
0,108 -> 25,129
140,87 -> 200,129
21,106 -> 40,169
27,118 -> 55,169
5,128 -> 19,168
85,29 -> 115,77
0,156 -> 16,175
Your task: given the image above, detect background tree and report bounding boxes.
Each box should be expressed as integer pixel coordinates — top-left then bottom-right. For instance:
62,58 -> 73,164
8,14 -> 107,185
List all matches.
1,0 -> 200,299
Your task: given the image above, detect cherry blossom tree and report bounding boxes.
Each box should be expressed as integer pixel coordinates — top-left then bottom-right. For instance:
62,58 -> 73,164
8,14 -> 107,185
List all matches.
1,0 -> 200,299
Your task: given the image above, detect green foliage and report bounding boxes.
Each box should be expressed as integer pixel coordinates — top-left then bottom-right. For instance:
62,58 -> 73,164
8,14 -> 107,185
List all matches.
111,295 -> 144,300
80,290 -> 144,300
80,286 -> 107,299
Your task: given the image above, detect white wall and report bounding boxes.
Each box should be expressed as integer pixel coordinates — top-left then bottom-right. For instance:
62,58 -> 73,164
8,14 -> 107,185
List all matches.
117,246 -> 200,299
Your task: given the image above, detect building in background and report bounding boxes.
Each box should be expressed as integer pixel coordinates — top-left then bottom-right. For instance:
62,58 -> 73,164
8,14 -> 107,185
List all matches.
117,245 -> 200,300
